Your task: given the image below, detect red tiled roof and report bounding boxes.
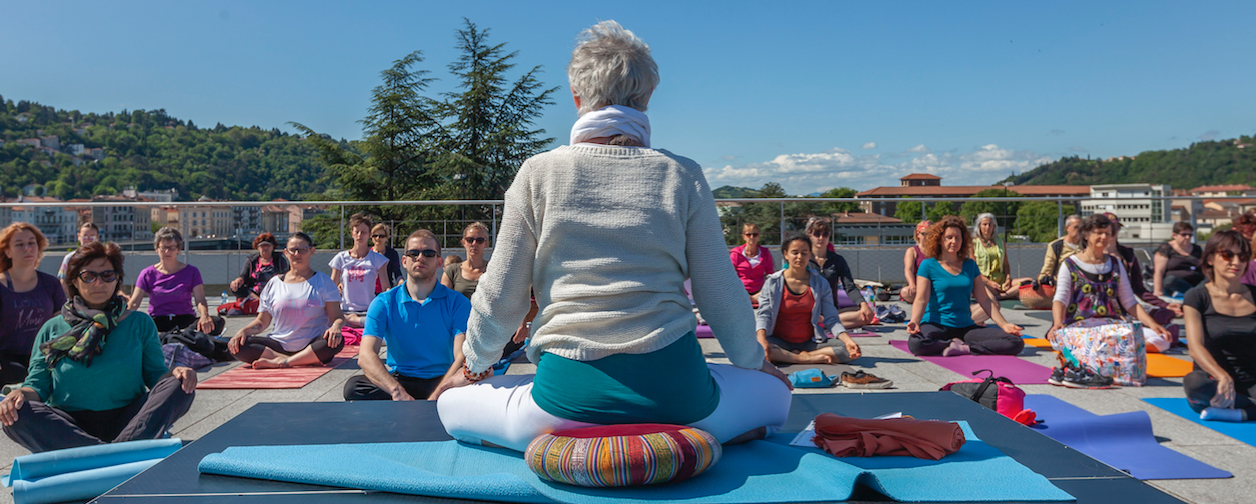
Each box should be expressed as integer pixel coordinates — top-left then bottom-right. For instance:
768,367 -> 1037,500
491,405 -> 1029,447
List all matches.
831,212 -> 903,224
856,185 -> 1090,197
900,173 -> 942,180
1190,184 -> 1252,193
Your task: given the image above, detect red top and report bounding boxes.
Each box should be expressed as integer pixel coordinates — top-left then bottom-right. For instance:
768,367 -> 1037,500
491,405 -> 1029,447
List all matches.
775,284 -> 814,344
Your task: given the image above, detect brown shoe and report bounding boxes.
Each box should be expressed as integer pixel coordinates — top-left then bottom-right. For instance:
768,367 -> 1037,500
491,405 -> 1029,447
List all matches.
840,371 -> 893,389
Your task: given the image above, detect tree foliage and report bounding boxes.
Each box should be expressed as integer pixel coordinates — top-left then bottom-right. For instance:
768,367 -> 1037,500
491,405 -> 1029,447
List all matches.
894,198 -> 923,224
1006,134 -> 1256,189
959,188 -> 1022,228
1016,201 -> 1076,243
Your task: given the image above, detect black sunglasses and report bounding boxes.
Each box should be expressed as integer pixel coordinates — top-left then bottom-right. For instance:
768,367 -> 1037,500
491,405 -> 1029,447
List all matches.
371,234 -> 388,239
1218,250 -> 1252,262
404,248 -> 439,258
463,237 -> 487,244
77,270 -> 119,284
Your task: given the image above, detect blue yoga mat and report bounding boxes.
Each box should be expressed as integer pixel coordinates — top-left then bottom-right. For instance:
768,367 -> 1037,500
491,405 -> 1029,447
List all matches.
200,429 -> 1073,503
5,438 -> 183,504
1025,395 -> 1230,480
1145,397 -> 1256,446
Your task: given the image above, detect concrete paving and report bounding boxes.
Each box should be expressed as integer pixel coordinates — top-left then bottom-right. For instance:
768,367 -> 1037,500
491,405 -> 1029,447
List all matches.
1,299 -> 1251,504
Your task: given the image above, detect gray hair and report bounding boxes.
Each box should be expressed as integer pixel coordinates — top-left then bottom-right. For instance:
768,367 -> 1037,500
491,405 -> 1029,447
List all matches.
568,20 -> 659,115
973,213 -> 998,240
153,226 -> 184,250
1065,214 -> 1083,227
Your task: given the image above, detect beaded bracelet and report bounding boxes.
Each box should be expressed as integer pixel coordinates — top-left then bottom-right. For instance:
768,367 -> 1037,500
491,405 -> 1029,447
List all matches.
462,362 -> 492,382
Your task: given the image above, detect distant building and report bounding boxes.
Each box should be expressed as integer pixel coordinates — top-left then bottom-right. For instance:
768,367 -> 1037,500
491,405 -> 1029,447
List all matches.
857,175 -> 1090,217
86,148 -> 104,160
179,197 -> 233,238
1189,184 -> 1253,197
830,211 -> 912,245
1085,184 -> 1172,242
16,138 -> 40,148
232,205 -> 265,237
91,195 -> 154,243
261,205 -> 291,235
39,136 -> 59,151
68,144 -> 85,156
0,196 -> 79,245
899,173 -> 941,187
122,188 -> 178,202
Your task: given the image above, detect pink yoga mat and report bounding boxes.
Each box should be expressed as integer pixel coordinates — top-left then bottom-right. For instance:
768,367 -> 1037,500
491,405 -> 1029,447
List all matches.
695,324 -> 878,339
197,345 -> 361,390
889,340 -> 1051,385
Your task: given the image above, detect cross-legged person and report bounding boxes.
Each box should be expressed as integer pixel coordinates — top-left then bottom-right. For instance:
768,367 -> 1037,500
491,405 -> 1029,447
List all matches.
731,222 -> 774,308
1038,215 -> 1083,287
907,216 -> 1024,357
431,21 -> 791,453
229,233 -> 345,368
344,230 -> 471,401
331,213 -> 391,328
0,223 -> 65,386
128,227 -> 223,335
0,242 -> 196,453
1182,230 -> 1256,422
228,233 -> 289,307
805,217 -> 875,331
756,234 -> 862,365
57,222 -> 98,296
971,213 -> 1032,302
900,220 -> 931,304
1154,222 -> 1204,297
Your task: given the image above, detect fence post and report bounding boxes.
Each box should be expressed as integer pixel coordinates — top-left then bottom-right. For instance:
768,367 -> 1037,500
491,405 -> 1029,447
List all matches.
779,202 -> 785,246
339,206 -> 345,250
1057,200 -> 1063,238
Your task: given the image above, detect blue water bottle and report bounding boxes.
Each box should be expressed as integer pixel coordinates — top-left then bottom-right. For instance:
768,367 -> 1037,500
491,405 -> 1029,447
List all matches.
221,291 -> 229,305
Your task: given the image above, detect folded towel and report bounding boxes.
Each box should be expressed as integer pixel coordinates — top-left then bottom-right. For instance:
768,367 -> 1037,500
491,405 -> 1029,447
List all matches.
812,413 -> 966,460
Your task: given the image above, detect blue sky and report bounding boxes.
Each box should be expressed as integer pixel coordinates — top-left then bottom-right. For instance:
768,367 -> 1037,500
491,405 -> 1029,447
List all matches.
3,1 -> 1254,194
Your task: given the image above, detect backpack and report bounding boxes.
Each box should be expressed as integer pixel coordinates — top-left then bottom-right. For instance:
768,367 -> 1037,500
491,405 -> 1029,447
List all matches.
160,326 -> 232,363
940,369 -> 1037,426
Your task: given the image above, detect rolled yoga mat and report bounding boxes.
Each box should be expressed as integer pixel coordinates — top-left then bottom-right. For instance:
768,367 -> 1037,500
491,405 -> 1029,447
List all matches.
199,429 -> 1073,503
1144,397 -> 1256,447
196,345 -> 360,389
890,340 -> 1053,384
1024,395 -> 1230,480
5,438 -> 183,504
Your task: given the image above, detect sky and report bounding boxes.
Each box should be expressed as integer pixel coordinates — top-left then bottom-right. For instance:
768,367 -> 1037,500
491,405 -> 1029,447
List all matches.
3,1 -> 1254,195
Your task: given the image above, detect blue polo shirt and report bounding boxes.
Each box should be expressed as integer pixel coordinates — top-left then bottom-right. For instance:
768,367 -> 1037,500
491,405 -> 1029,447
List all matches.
364,281 -> 471,379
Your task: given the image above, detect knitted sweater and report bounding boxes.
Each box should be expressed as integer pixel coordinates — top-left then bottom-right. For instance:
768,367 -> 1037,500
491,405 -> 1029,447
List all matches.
463,145 -> 762,372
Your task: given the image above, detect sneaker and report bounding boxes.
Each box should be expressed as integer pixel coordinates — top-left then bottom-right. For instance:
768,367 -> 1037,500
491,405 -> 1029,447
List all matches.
1062,368 -> 1114,389
840,371 -> 894,389
1047,367 -> 1067,386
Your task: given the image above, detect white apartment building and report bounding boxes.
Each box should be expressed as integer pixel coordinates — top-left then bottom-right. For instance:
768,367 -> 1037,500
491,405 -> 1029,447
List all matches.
91,197 -> 154,243
1084,184 -> 1172,242
180,202 -> 233,238
0,197 -> 79,245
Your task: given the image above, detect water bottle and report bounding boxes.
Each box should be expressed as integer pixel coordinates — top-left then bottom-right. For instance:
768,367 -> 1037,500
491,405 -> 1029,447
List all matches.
220,291 -> 229,305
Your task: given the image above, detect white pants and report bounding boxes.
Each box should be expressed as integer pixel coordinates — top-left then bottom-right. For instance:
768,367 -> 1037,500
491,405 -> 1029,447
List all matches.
437,363 -> 792,452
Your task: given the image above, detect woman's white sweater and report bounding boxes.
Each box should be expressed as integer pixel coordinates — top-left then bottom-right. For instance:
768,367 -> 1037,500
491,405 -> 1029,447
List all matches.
463,145 -> 763,372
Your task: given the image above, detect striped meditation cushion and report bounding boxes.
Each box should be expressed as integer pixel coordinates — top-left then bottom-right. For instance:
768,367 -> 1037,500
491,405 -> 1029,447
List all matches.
525,424 -> 721,487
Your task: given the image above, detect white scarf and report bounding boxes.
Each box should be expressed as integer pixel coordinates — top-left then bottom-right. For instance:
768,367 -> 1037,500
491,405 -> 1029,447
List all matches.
569,105 -> 651,147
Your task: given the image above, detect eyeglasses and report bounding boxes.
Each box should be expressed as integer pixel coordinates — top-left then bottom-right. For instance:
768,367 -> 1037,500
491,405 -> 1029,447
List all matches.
77,270 -> 119,284
371,234 -> 388,239
286,246 -> 312,255
404,248 -> 439,258
157,246 -> 179,253
743,233 -> 760,237
1218,250 -> 1252,262
810,231 -> 831,238
1177,233 -> 1194,238
463,237 -> 487,245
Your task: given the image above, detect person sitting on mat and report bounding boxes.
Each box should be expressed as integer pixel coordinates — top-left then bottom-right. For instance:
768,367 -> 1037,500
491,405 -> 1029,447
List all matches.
1102,213 -> 1182,321
1037,214 -> 1082,286
805,217 -> 875,331
229,233 -> 289,307
1182,230 -> 1256,422
731,222 -> 775,308
344,230 -> 471,401
0,223 -> 66,386
1153,221 -> 1204,298
900,220 -> 931,303
229,233 -> 346,368
128,227 -> 223,336
442,222 -> 490,300
906,216 -> 1024,357
331,213 -> 391,328
1046,214 -> 1173,387
971,213 -> 1032,301
430,20 -> 792,452
370,223 -> 403,289
57,222 -> 98,294
0,241 -> 196,453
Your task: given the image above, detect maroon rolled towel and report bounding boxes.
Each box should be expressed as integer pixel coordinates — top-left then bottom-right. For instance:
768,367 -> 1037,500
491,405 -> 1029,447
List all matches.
812,413 -> 966,460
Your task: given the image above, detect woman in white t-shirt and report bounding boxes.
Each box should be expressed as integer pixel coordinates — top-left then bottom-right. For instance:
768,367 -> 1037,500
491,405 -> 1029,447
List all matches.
228,233 -> 346,368
330,213 -> 390,327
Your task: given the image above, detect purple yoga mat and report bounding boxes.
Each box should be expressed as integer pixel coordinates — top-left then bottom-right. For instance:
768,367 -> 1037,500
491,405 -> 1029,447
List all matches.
889,340 -> 1052,384
696,324 -> 878,339
1025,395 -> 1231,480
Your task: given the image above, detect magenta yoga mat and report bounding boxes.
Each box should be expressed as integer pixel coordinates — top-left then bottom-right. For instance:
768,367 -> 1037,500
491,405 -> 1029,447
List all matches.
890,340 -> 1053,385
697,325 -> 879,339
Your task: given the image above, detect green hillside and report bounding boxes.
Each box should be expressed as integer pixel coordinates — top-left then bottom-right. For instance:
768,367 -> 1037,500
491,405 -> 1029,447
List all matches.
1005,134 -> 1256,189
711,185 -> 760,198
0,95 -> 329,201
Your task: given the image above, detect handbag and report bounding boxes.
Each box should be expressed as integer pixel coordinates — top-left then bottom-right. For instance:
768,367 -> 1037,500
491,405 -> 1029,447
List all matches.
941,370 -> 1037,425
1054,320 -> 1147,386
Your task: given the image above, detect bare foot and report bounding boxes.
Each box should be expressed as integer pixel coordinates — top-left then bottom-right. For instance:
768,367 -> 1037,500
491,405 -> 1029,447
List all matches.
251,357 -> 290,369
797,351 -> 832,364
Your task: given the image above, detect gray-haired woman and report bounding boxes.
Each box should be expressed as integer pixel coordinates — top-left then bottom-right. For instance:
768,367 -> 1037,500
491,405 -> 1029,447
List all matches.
971,213 -> 1031,301
433,20 -> 791,452
127,227 -> 223,335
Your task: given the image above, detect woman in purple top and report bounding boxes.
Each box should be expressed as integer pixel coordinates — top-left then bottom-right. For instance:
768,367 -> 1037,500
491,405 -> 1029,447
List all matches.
0,223 -> 66,385
127,227 -> 222,335
729,222 -> 775,307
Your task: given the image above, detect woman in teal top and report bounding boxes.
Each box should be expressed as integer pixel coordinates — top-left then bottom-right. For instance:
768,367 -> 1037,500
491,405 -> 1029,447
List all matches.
0,241 -> 197,453
907,216 -> 1024,357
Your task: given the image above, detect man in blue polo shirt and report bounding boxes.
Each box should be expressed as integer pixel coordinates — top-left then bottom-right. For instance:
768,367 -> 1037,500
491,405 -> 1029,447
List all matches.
343,229 -> 471,401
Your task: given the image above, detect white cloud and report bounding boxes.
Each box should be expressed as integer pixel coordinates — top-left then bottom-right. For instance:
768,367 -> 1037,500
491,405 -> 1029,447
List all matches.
861,142 -> 877,150
703,143 -> 1057,195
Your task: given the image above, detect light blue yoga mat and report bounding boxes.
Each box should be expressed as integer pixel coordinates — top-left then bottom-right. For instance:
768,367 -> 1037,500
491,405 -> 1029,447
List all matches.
200,427 -> 1073,503
1145,397 -> 1256,446
5,438 -> 183,504
1025,395 -> 1231,480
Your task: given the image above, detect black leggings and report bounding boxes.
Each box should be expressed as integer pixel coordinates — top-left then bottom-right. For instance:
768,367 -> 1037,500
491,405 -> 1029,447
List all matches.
0,352 -> 30,386
908,323 -> 1025,356
231,336 -> 344,365
1184,370 -> 1256,417
152,314 -> 225,336
342,374 -> 443,401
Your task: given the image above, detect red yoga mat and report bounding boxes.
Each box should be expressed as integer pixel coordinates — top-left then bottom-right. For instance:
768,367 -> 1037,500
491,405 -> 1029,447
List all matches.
197,345 -> 360,390
889,340 -> 1052,385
